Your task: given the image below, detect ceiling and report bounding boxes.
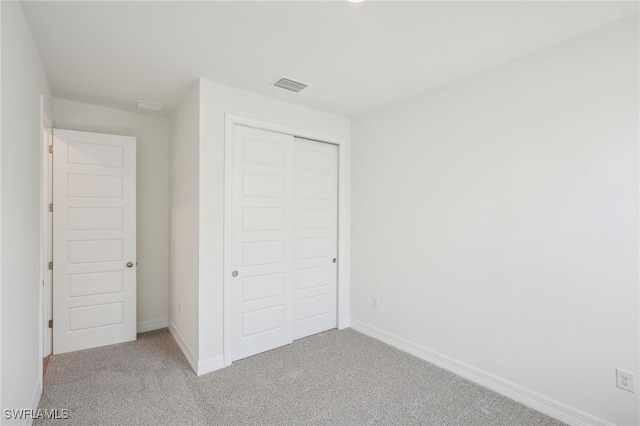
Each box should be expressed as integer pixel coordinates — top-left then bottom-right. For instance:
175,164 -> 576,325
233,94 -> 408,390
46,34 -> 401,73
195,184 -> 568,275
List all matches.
21,1 -> 639,118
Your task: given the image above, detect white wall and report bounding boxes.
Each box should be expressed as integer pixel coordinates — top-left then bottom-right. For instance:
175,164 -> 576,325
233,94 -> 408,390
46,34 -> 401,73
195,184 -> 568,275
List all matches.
1,1 -> 52,422
186,79 -> 350,373
169,82 -> 200,371
53,99 -> 171,332
351,16 -> 639,426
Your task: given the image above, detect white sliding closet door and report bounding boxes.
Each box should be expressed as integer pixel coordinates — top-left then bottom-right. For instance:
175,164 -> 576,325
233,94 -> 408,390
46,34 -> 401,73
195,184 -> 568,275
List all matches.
231,126 -> 296,361
230,126 -> 338,361
293,138 -> 338,340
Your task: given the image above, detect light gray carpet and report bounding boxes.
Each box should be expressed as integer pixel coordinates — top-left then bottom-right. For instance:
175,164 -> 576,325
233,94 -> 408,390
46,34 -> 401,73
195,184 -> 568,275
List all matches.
36,328 -> 564,425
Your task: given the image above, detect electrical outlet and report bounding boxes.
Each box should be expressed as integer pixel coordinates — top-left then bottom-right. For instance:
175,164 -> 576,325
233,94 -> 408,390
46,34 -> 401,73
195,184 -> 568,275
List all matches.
371,296 -> 378,308
616,368 -> 635,393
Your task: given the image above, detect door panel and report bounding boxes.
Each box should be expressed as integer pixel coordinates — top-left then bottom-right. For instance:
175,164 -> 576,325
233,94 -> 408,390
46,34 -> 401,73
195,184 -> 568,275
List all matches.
231,126 -> 295,361
53,129 -> 136,354
293,138 -> 338,340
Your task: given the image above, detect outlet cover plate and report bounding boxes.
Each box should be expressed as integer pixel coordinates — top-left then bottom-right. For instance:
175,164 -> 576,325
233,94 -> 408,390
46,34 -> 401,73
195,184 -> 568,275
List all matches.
616,368 -> 635,393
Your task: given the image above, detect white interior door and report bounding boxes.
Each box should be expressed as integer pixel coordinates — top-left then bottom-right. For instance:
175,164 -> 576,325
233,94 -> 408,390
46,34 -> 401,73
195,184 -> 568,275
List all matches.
53,129 -> 136,355
293,138 -> 338,339
230,126 -> 338,361
231,126 -> 295,361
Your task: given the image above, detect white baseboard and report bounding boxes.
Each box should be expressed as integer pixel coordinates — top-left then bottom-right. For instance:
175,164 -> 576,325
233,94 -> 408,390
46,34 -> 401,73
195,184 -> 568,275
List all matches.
137,318 -> 169,334
25,379 -> 43,426
350,319 -> 611,426
197,355 -> 224,376
168,320 -> 224,376
338,318 -> 351,329
168,320 -> 198,375
2,381 -> 41,426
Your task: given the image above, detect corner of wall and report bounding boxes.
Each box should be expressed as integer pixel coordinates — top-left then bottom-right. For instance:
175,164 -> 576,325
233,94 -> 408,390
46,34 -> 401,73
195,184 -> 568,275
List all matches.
196,355 -> 225,376
168,320 -> 198,374
168,81 -> 201,374
196,79 -> 224,368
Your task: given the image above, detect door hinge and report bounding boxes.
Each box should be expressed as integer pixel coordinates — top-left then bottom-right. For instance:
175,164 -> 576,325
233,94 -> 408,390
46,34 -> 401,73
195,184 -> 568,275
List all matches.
48,145 -> 53,154
48,319 -> 53,329
48,203 -> 53,212
48,261 -> 53,271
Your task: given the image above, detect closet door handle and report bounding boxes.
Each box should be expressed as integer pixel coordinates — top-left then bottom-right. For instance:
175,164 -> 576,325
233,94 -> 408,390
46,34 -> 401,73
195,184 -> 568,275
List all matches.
332,258 -> 337,264
232,271 -> 238,277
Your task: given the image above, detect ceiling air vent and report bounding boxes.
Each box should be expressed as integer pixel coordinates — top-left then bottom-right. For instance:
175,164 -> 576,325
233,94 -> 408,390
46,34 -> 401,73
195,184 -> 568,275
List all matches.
272,77 -> 308,93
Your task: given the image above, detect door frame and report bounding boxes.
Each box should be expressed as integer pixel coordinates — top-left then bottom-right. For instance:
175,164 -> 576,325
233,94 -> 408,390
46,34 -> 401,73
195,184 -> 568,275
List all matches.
223,113 -> 350,367
39,95 -> 53,384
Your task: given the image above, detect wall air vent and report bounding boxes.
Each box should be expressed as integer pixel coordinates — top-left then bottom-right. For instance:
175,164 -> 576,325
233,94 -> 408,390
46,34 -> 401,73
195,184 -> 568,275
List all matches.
272,77 -> 308,93
134,98 -> 166,112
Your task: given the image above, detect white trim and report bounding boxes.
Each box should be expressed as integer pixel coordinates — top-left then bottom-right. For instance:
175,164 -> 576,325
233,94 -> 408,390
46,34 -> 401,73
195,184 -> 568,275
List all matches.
0,3 -> 3,414
169,320 -> 198,374
226,114 -> 345,146
223,116 -> 234,367
39,95 -> 53,396
43,121 -> 53,359
26,380 -> 43,426
38,95 -> 45,402
169,321 -> 223,376
223,113 -> 350,367
136,318 -> 169,334
197,355 -> 225,376
351,319 -> 611,426
5,382 -> 42,426
338,317 -> 351,329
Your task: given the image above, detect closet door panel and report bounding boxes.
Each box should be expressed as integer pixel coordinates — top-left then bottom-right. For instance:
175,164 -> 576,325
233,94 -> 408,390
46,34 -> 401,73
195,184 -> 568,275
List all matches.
293,138 -> 338,340
231,126 -> 295,361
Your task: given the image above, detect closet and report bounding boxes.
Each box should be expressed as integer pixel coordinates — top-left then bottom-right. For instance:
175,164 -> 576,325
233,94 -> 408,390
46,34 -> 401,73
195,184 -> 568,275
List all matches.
230,125 -> 338,361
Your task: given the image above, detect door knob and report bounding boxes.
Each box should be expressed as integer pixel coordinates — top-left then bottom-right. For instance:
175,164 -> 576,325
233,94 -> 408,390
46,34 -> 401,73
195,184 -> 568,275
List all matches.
332,258 -> 337,263
126,262 -> 134,268
232,271 -> 238,277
